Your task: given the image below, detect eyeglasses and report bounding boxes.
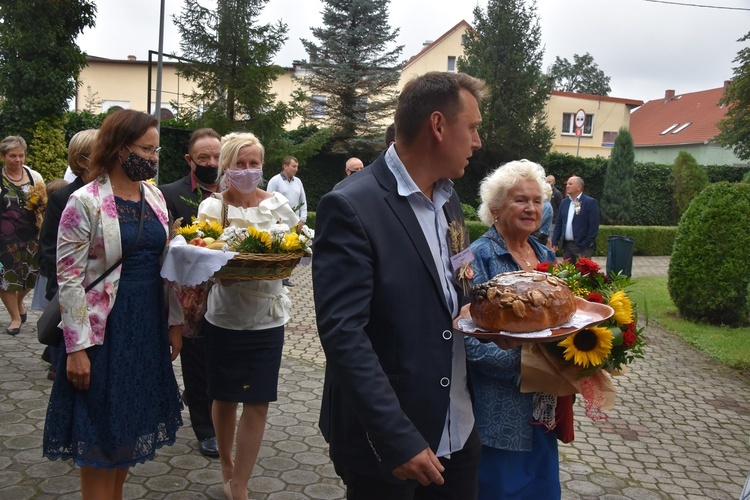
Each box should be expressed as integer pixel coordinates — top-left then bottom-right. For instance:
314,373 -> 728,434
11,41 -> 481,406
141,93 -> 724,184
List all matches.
133,144 -> 162,156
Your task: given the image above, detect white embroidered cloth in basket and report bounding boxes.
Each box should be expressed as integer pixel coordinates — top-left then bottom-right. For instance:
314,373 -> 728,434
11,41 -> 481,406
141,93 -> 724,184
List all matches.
161,235 -> 238,286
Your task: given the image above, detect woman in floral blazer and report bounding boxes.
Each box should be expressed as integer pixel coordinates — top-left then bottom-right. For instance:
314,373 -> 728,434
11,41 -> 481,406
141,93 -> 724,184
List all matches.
43,110 -> 184,500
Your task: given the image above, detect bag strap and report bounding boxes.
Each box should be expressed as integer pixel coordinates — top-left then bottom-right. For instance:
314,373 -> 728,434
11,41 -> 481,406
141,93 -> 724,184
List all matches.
221,199 -> 229,229
84,184 -> 146,292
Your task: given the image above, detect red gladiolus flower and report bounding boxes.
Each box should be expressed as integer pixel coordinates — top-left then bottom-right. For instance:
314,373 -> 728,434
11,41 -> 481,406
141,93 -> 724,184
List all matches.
536,261 -> 550,272
587,292 -> 604,303
575,258 -> 600,276
623,329 -> 637,348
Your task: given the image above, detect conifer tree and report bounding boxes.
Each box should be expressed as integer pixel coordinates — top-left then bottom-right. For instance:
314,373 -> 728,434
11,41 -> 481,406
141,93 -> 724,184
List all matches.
671,150 -> 709,216
601,128 -> 635,224
174,0 -> 298,137
299,0 -> 402,151
458,0 -> 553,167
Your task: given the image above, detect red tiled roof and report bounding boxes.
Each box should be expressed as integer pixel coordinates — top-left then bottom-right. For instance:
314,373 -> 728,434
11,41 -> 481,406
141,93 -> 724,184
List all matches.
630,86 -> 729,147
402,20 -> 475,70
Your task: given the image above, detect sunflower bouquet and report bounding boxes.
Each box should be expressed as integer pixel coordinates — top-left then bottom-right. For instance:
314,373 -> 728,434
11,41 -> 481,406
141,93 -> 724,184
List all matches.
535,258 -> 646,376
520,258 -> 646,420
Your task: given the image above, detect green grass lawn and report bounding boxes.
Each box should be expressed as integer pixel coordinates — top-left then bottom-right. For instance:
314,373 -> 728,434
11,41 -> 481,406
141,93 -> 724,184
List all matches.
630,276 -> 750,372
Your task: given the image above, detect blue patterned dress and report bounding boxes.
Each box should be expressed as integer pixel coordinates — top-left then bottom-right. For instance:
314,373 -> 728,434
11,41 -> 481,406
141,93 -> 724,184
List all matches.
43,197 -> 183,469
467,225 -> 561,499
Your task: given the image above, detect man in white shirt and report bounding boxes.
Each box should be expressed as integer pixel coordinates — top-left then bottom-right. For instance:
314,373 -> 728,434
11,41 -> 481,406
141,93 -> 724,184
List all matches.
266,156 -> 307,231
266,156 -> 307,286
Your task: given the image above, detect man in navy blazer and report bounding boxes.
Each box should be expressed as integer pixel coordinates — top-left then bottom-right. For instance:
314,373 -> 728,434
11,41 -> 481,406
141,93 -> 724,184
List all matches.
552,175 -> 600,262
313,72 -> 486,499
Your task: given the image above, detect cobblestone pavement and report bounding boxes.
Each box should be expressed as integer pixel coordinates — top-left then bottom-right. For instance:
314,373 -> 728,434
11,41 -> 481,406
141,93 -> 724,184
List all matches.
2,256 -> 749,499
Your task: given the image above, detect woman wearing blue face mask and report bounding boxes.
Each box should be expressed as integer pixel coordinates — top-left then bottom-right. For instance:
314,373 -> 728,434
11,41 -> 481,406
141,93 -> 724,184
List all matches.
195,132 -> 298,500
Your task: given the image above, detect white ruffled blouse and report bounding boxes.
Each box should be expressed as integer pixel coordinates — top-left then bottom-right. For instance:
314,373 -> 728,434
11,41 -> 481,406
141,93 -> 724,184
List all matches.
197,193 -> 300,331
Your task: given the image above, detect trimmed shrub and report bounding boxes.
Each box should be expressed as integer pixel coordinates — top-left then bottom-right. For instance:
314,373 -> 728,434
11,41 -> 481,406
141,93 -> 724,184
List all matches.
672,151 -> 709,216
668,182 -> 750,326
26,118 -> 68,181
462,203 -> 479,221
743,170 -> 750,183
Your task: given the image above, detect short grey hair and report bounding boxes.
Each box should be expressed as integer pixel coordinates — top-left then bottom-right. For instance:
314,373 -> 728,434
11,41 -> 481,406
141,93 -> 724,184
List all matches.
0,136 -> 27,155
477,160 -> 548,226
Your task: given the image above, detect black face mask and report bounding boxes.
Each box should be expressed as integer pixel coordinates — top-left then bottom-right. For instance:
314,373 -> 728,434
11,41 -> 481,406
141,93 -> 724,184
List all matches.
193,162 -> 219,185
121,151 -> 158,181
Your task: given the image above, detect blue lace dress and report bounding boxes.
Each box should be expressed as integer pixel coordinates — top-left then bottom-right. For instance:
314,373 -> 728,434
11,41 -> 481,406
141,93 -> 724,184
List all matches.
43,197 -> 183,469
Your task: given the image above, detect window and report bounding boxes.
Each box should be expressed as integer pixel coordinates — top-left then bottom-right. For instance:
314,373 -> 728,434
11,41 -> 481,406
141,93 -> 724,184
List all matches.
561,112 -> 593,136
447,56 -> 456,72
672,122 -> 692,134
660,123 -> 679,135
310,95 -> 326,119
461,34 -> 467,45
602,131 -> 618,146
102,100 -> 130,113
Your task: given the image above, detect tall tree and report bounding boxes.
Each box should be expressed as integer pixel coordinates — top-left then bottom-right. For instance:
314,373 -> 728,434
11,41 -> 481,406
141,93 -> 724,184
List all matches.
0,0 -> 96,136
547,52 -> 611,96
458,0 -> 553,167
299,0 -> 402,151
174,0 -> 298,137
600,127 -> 634,224
717,31 -> 750,161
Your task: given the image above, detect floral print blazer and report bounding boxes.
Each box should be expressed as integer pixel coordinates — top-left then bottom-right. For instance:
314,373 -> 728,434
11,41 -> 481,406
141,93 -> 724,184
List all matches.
57,174 -> 183,353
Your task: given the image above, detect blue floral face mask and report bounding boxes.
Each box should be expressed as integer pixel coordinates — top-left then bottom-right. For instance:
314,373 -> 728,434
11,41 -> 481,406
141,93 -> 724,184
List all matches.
121,148 -> 158,181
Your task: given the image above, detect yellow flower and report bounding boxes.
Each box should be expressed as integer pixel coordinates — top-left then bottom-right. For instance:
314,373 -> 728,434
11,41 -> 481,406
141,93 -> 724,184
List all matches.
558,326 -> 613,368
197,220 -> 224,239
247,226 -> 272,250
176,224 -> 198,241
280,232 -> 301,251
609,290 -> 633,325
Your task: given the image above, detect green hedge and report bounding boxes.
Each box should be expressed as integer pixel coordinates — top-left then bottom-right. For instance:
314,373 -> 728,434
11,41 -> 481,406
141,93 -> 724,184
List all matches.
307,216 -> 676,256
594,226 -> 676,256
467,222 -> 675,256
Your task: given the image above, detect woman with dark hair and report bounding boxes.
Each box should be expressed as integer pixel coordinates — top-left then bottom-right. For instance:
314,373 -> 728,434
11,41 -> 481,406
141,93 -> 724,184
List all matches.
43,110 -> 184,499
0,135 -> 45,336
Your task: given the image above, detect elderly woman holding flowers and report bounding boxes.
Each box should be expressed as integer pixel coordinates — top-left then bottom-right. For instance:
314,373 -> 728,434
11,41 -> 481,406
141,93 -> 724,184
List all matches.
196,132 -> 298,500
466,159 -> 567,499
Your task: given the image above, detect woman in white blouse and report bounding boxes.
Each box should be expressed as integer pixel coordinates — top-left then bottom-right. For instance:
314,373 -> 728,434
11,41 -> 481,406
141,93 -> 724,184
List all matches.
196,132 -> 298,500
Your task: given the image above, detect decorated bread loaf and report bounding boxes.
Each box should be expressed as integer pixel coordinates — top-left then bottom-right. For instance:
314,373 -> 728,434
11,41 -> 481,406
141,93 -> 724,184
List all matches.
470,271 -> 576,332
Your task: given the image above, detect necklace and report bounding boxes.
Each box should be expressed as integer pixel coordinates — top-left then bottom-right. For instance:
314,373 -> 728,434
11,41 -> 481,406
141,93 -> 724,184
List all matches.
3,167 -> 24,183
509,244 -> 533,268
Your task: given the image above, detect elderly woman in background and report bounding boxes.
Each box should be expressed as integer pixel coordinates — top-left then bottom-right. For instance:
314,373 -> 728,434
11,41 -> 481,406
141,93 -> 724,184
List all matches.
0,135 -> 45,336
466,160 -> 567,499
196,132 -> 298,500
37,129 -> 98,380
43,110 -> 183,499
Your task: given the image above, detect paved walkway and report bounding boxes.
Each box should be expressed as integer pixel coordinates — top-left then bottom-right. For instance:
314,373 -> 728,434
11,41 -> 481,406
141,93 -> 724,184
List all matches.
1,256 -> 749,499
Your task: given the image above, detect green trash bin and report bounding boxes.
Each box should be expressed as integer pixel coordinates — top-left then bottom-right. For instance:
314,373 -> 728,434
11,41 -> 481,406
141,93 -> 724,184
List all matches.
606,235 -> 634,277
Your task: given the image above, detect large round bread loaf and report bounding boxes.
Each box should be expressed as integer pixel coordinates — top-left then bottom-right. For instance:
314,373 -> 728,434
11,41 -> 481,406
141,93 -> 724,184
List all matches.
470,271 -> 576,332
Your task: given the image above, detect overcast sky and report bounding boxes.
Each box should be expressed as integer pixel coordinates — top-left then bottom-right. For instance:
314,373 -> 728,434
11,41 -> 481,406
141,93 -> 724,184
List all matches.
77,0 -> 749,103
